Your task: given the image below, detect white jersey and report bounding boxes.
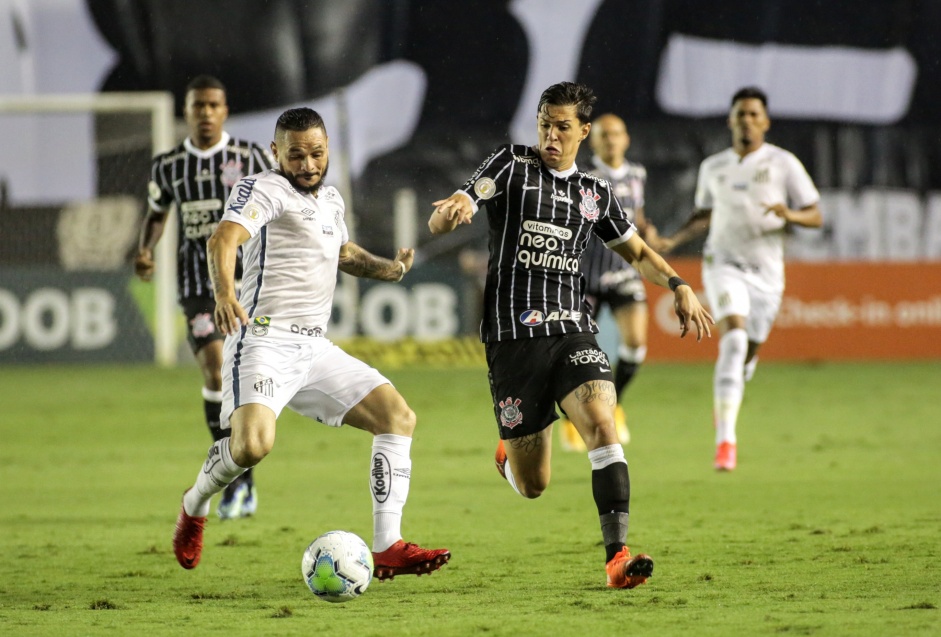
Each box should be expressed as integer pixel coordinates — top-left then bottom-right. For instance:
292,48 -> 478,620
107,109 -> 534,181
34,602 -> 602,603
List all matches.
221,169 -> 348,337
695,143 -> 819,290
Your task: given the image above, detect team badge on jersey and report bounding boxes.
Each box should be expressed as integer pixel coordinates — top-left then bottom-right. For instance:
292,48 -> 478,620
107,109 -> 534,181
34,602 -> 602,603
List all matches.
220,159 -> 245,187
498,397 -> 523,429
474,177 -> 496,200
578,188 -> 602,220
147,180 -> 162,202
519,309 -> 545,326
251,315 -> 270,336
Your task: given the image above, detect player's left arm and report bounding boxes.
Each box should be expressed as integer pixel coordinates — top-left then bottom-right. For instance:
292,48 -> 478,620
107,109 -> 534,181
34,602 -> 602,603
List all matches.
338,242 -> 414,281
611,234 -> 714,340
763,202 -> 822,228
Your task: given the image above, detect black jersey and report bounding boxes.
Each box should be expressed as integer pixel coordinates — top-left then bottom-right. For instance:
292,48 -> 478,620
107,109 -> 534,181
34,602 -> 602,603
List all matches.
582,156 -> 648,287
147,132 -> 274,301
459,144 -> 636,342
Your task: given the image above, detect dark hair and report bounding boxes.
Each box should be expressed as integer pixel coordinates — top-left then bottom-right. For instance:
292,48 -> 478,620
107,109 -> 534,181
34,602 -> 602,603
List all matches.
185,74 -> 226,94
731,86 -> 768,109
275,107 -> 327,138
537,82 -> 597,124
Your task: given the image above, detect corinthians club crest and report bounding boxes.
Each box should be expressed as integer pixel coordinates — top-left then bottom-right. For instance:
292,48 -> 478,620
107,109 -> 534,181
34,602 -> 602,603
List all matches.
220,159 -> 245,187
499,397 -> 523,429
578,188 -> 601,221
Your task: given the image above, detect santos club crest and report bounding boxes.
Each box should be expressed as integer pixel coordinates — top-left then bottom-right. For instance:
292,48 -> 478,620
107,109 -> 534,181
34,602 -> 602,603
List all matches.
578,188 -> 601,220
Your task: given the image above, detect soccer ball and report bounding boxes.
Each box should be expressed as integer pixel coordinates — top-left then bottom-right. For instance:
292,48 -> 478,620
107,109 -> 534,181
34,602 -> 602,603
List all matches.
301,531 -> 374,603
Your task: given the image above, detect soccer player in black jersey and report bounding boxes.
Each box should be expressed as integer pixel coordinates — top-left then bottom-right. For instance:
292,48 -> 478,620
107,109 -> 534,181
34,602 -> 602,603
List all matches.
559,113 -> 655,451
429,82 -> 713,589
134,75 -> 274,520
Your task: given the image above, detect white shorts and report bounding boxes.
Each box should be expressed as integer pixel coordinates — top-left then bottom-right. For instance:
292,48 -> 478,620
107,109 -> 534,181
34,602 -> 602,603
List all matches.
702,262 -> 782,343
220,334 -> 390,429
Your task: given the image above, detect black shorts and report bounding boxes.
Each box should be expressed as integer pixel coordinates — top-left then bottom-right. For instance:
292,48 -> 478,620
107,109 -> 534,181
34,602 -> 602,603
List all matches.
485,333 -> 613,440
180,297 -> 225,354
586,267 -> 647,313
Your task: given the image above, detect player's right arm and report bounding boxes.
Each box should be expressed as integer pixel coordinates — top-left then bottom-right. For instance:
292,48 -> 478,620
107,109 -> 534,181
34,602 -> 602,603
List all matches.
429,191 -> 475,234
207,220 -> 251,335
429,145 -> 509,235
134,209 -> 169,281
657,208 -> 711,254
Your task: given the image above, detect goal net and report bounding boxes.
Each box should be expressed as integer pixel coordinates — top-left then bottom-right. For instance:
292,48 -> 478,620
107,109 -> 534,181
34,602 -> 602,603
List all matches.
0,92 -> 180,366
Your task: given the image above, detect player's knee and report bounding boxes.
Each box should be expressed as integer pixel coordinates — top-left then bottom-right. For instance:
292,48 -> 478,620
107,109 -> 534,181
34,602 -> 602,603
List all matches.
382,399 -> 416,437
580,418 -> 619,449
231,425 -> 274,467
393,405 -> 417,437
517,476 -> 549,499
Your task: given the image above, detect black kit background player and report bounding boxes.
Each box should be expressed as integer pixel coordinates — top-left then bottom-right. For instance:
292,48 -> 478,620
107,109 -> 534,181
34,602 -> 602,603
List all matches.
134,75 -> 275,519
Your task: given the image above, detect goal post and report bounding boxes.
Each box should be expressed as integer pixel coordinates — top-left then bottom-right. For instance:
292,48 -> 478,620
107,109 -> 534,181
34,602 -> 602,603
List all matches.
0,92 -> 179,366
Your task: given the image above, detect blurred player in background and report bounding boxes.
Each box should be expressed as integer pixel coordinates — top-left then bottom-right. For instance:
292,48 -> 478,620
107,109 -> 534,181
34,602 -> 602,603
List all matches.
659,87 -> 822,471
429,82 -> 712,589
134,75 -> 274,518
559,113 -> 655,451
172,107 -> 450,580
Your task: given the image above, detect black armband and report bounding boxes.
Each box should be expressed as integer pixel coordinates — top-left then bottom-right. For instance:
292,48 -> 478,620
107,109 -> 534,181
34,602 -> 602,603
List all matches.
668,276 -> 688,292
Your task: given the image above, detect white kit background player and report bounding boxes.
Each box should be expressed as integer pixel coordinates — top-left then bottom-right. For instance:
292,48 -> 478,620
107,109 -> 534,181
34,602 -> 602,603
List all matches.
171,107 -> 450,580
660,87 -> 822,471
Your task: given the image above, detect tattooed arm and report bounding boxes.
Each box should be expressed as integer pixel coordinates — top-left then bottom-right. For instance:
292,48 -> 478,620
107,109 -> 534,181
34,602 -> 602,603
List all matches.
338,242 -> 415,281
207,220 -> 251,335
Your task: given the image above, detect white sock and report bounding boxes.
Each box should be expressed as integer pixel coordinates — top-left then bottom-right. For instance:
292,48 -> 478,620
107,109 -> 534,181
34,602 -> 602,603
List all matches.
184,438 -> 247,517
201,387 -> 223,403
370,434 -> 412,552
503,457 -> 523,496
743,356 -> 759,382
588,443 -> 627,470
618,344 -> 647,364
714,329 -> 747,445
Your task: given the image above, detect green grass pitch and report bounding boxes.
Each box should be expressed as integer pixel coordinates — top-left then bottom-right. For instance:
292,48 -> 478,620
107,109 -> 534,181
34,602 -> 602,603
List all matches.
1,361 -> 939,636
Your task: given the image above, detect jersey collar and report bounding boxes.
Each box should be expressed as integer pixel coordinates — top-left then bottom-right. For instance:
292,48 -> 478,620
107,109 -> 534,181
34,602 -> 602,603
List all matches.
733,142 -> 769,164
183,131 -> 232,158
547,162 -> 578,179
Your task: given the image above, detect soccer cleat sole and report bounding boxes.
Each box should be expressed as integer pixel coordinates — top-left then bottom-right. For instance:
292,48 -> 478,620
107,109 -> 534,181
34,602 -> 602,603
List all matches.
373,551 -> 451,582
607,552 -> 654,589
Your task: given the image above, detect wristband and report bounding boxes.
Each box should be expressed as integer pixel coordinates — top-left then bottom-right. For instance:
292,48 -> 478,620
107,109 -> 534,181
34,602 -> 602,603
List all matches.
395,261 -> 406,281
668,276 -> 688,292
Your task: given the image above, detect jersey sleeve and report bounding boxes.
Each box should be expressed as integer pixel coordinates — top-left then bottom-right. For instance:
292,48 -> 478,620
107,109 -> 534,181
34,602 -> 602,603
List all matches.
592,180 -> 636,247
458,145 -> 513,213
693,157 -> 713,211
783,152 -> 820,209
221,175 -> 282,237
146,155 -> 174,212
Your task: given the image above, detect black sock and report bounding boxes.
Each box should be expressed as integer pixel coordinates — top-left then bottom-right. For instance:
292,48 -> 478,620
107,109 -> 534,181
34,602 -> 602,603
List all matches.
592,462 -> 631,561
203,398 -> 226,442
614,360 -> 640,398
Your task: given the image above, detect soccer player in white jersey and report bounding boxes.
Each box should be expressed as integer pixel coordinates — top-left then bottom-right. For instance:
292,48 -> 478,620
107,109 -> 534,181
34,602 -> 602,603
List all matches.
659,87 -> 822,471
172,107 -> 450,580
429,82 -> 713,589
